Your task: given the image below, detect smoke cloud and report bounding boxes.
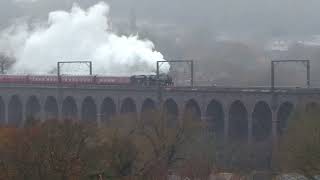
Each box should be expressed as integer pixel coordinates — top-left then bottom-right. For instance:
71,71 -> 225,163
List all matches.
0,2 -> 168,75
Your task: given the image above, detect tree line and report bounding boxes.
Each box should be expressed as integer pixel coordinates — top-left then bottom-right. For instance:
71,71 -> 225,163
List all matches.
0,107 -> 319,179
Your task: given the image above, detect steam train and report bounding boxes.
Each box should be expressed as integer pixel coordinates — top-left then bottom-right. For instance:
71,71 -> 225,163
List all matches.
130,74 -> 173,86
0,74 -> 174,86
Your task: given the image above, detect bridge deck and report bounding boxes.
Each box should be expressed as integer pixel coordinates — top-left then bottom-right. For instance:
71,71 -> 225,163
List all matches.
0,83 -> 319,94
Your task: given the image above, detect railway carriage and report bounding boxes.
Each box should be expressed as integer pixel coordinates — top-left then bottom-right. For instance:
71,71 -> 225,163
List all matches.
0,74 -> 173,86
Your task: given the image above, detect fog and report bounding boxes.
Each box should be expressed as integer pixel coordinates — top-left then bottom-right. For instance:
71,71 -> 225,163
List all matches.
5,0 -> 320,37
1,0 -> 320,86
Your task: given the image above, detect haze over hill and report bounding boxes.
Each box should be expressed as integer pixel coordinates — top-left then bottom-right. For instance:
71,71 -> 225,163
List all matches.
2,0 -> 320,38
1,0 -> 320,86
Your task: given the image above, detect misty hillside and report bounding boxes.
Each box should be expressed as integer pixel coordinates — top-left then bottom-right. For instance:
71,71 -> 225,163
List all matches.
1,0 -> 320,86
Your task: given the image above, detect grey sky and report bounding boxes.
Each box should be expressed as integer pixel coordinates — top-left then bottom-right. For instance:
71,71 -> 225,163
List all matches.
1,0 -> 320,86
1,0 -> 320,38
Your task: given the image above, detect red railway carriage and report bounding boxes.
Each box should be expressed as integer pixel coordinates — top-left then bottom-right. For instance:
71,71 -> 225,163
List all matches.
60,75 -> 95,85
0,75 -> 132,86
0,75 -> 28,83
29,75 -> 58,84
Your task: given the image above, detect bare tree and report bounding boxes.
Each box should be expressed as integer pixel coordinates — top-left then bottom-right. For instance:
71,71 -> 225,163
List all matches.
0,54 -> 15,74
273,108 -> 320,179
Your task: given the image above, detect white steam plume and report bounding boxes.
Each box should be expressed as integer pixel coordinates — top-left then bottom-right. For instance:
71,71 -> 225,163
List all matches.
0,2 -> 169,75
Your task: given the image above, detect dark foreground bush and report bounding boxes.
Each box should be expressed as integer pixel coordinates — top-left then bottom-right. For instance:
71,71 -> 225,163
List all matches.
0,111 -> 216,180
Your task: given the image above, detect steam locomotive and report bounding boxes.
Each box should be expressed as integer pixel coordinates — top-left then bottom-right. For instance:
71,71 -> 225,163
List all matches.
130,74 -> 173,86
0,74 -> 174,86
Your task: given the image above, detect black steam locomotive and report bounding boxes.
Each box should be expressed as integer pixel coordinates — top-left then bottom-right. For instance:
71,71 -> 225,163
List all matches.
130,74 -> 173,86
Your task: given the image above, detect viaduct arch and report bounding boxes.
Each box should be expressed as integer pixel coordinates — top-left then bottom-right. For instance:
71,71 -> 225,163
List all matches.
25,96 -> 41,121
0,97 -> 4,125
163,98 -> 179,127
44,96 -> 58,120
252,101 -> 272,142
81,96 -> 97,123
0,85 -> 317,143
229,100 -> 248,142
62,96 -> 78,120
100,97 -> 116,123
8,95 -> 23,127
206,99 -> 224,138
141,98 -> 157,123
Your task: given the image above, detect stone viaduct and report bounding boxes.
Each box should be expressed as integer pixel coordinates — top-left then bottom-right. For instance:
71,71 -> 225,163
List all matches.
0,84 -> 319,143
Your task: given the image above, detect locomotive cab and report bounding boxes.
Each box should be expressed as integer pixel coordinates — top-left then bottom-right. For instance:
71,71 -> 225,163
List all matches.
130,74 -> 173,86
158,73 -> 174,86
130,75 -> 148,86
